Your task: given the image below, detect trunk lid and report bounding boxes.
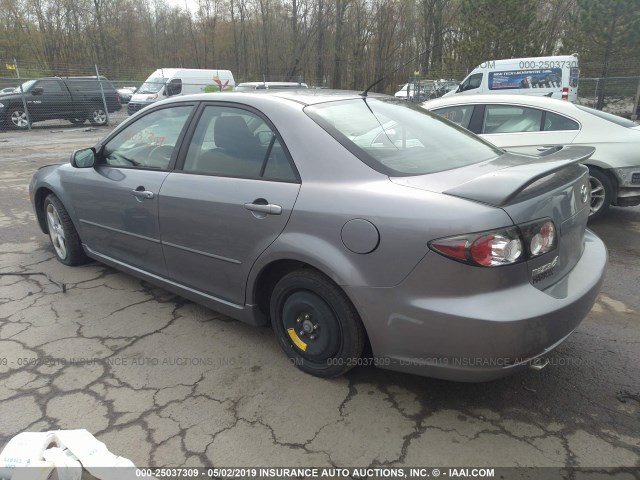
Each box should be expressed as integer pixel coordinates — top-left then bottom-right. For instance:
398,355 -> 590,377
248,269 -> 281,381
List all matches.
391,146 -> 595,290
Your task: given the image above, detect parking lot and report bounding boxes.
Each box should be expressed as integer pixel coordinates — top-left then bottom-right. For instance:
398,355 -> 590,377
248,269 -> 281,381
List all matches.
0,125 -> 639,469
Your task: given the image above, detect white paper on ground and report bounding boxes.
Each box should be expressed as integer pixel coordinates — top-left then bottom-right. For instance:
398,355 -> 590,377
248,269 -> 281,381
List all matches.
0,430 -> 156,480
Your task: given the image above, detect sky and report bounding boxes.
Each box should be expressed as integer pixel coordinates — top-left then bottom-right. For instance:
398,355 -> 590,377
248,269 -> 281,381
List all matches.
164,0 -> 199,12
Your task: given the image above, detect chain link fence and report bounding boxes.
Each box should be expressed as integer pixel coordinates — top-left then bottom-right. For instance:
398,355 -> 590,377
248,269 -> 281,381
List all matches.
576,77 -> 640,119
1,58 -> 639,131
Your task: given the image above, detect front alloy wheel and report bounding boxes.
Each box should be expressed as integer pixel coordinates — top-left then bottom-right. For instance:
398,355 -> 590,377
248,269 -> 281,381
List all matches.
10,109 -> 29,129
46,203 -> 67,260
43,194 -> 88,266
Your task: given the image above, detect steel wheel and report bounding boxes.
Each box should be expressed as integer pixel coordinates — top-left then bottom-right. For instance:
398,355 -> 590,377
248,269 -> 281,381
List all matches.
10,109 -> 29,129
587,168 -> 612,221
46,203 -> 67,260
281,291 -> 342,362
271,269 -> 366,377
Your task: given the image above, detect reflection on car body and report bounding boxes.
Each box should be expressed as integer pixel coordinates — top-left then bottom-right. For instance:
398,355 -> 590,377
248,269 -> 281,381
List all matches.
423,94 -> 640,220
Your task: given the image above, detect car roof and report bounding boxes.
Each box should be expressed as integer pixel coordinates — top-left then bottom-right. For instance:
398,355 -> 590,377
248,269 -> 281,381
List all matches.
160,89 -> 384,107
423,94 -> 581,112
237,81 -> 308,87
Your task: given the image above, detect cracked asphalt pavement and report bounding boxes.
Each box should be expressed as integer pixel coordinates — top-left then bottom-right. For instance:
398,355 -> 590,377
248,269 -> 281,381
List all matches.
0,126 -> 639,469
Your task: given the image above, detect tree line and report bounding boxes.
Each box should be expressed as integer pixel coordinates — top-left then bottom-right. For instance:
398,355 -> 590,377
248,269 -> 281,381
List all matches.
0,0 -> 638,94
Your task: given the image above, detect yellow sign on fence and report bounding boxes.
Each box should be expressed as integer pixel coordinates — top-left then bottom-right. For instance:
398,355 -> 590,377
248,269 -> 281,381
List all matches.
5,63 -> 16,70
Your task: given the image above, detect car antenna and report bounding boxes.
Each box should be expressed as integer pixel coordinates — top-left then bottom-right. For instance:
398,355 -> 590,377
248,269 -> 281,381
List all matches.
360,78 -> 384,97
359,43 -> 442,97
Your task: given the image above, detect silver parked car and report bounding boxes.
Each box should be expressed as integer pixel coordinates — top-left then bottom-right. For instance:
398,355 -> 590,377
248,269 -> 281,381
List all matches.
30,91 -> 606,382
422,94 -> 640,220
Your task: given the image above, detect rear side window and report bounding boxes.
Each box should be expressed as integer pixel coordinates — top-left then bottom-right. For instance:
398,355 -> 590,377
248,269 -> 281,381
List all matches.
483,105 -> 542,133
432,105 -> 474,129
543,111 -> 579,131
305,98 -> 501,176
182,105 -> 297,181
68,79 -> 114,93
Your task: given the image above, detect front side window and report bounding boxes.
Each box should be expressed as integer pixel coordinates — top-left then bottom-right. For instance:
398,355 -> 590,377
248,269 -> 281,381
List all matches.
483,105 -> 543,133
305,98 -> 501,176
461,73 -> 483,91
102,105 -> 193,170
38,80 -> 63,94
183,105 -> 297,181
432,105 -> 475,129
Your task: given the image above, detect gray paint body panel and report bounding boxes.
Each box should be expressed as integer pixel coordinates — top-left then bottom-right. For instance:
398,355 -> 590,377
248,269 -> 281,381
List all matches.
29,90 -> 607,381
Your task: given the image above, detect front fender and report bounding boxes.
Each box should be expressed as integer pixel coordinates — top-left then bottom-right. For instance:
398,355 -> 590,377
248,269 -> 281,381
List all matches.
30,163 -> 78,234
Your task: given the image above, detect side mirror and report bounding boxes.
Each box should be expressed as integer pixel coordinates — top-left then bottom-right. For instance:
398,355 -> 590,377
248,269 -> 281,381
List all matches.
70,148 -> 96,168
32,87 -> 43,95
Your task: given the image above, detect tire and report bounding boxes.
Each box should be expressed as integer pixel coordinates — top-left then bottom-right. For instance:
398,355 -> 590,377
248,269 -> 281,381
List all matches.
9,108 -> 30,129
69,118 -> 86,125
587,167 -> 612,221
89,106 -> 107,126
270,269 -> 366,378
43,194 -> 89,266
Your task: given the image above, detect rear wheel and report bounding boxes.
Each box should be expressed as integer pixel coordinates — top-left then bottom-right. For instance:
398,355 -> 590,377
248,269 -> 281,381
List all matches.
9,108 -> 30,129
270,269 -> 366,378
588,167 -> 612,221
44,194 -> 89,266
89,106 -> 107,125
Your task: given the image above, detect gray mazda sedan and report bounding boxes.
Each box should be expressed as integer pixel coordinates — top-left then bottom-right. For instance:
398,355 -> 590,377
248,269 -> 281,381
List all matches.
30,91 -> 607,381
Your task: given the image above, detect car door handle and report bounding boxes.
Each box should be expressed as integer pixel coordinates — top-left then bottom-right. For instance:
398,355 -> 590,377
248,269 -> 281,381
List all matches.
537,146 -> 555,151
131,189 -> 154,200
244,203 -> 282,215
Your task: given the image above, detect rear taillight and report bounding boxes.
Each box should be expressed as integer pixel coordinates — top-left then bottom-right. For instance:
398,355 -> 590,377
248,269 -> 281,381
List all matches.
429,219 -> 556,267
561,87 -> 569,100
115,91 -> 120,103
519,219 -> 557,257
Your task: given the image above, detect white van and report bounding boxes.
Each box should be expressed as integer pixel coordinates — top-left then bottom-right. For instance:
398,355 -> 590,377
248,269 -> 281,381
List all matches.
444,55 -> 579,102
128,68 -> 235,115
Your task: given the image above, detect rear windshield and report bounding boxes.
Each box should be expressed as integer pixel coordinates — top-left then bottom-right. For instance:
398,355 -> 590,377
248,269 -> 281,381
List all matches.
576,105 -> 638,128
305,97 -> 501,176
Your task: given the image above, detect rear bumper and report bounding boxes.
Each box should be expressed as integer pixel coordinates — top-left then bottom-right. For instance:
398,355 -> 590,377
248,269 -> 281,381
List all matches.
345,230 -> 607,382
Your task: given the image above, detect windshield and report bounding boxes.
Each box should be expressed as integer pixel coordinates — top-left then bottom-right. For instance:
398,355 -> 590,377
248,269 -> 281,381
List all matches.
138,77 -> 167,94
305,97 -> 502,176
576,105 -> 638,128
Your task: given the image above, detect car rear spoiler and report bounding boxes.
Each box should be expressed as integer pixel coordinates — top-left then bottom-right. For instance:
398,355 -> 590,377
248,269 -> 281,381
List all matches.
444,146 -> 595,206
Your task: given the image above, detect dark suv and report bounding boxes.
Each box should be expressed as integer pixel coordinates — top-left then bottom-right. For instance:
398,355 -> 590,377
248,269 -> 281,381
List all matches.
0,76 -> 121,129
